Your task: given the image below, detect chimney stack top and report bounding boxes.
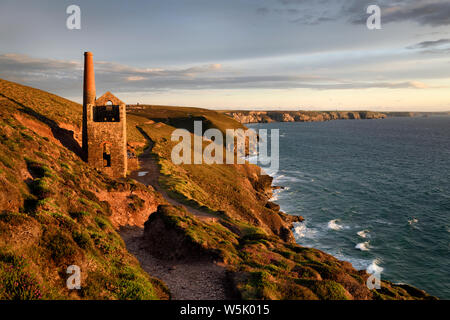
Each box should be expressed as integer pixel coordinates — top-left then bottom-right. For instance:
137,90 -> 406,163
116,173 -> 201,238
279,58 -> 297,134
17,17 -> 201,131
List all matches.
83,51 -> 96,106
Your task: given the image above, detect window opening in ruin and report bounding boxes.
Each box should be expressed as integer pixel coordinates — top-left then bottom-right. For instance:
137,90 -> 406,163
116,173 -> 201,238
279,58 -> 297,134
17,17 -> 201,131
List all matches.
93,104 -> 120,122
103,143 -> 111,167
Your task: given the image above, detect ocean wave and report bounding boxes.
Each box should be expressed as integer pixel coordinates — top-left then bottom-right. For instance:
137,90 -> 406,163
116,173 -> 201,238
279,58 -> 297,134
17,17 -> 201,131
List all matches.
355,241 -> 370,251
270,189 -> 281,201
273,174 -> 302,183
357,230 -> 370,238
269,186 -> 291,201
293,222 -> 318,240
327,219 -> 344,231
332,251 -> 372,271
366,258 -> 384,274
246,155 -> 259,164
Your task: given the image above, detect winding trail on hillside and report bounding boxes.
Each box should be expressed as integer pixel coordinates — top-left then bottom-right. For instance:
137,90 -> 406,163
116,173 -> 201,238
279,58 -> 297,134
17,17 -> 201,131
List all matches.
120,138 -> 232,300
120,226 -> 230,300
129,141 -> 216,220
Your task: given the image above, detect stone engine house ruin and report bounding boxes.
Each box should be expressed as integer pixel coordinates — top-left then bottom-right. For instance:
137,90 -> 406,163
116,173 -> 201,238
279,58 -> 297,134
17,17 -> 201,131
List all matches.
82,52 -> 127,178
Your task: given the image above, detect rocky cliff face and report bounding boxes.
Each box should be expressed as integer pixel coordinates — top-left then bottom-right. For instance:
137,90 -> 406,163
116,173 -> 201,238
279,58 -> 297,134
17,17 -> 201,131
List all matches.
226,111 -> 387,124
142,205 -> 436,300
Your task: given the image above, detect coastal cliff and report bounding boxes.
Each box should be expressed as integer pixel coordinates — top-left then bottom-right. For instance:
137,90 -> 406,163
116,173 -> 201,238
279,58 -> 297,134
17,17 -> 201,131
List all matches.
128,104 -> 435,300
225,111 -> 387,124
0,78 -> 436,300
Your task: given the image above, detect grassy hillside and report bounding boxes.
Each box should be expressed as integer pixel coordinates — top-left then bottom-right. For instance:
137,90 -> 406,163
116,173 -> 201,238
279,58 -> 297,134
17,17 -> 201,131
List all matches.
0,79 -> 82,127
136,121 -> 298,241
128,104 -> 245,133
126,104 -> 245,150
0,79 -> 168,299
145,205 -> 435,300
0,78 -> 435,300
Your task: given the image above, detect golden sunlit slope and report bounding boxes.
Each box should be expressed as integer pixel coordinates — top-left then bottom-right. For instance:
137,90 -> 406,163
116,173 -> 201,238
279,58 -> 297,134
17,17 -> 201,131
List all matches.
0,78 -> 436,300
0,79 -> 246,147
126,104 -> 247,147
0,79 -> 82,127
0,79 -> 169,299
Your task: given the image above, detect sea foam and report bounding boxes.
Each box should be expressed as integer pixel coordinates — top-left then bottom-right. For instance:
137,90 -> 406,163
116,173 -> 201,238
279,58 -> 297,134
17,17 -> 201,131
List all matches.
270,189 -> 281,201
357,230 -> 370,238
355,241 -> 370,251
293,222 -> 318,240
328,219 -> 343,231
367,259 -> 384,274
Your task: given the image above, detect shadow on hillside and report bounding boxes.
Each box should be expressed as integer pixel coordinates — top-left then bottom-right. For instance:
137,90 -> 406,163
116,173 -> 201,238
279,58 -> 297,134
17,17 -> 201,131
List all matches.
0,93 -> 84,159
136,126 -> 154,147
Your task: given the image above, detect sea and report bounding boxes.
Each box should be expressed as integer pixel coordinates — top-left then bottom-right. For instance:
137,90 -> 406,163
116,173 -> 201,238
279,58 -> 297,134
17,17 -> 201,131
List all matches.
247,116 -> 450,299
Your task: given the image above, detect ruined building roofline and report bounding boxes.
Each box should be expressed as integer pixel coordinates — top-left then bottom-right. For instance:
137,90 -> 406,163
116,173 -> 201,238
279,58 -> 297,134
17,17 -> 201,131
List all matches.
96,91 -> 125,106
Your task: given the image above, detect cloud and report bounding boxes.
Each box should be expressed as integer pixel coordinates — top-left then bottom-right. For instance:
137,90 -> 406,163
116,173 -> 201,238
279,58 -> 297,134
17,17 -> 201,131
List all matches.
93,60 -> 222,78
407,38 -> 450,54
0,53 -> 222,82
269,0 -> 450,26
408,81 -> 429,89
126,76 -> 147,82
0,53 -> 433,96
409,38 -> 450,49
382,1 -> 450,26
253,0 -> 343,25
256,7 -> 270,15
0,53 -> 80,76
347,0 -> 450,26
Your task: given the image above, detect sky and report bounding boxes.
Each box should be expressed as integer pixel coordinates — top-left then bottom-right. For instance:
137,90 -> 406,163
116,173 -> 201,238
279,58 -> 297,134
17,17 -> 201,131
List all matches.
0,0 -> 449,111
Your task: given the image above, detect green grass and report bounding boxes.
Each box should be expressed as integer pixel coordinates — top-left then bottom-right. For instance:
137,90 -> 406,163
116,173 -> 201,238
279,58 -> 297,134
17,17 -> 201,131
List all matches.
0,154 -> 14,169
69,210 -> 90,221
41,230 -> 77,263
0,80 -> 169,300
0,250 -> 44,300
137,123 -> 267,219
0,78 -> 82,127
29,178 -> 52,199
128,104 -> 245,135
72,230 -> 92,249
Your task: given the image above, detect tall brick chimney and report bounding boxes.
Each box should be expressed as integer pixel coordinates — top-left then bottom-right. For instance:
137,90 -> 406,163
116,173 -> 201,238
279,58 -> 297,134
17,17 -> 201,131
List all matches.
82,52 -> 95,156
83,51 -> 96,106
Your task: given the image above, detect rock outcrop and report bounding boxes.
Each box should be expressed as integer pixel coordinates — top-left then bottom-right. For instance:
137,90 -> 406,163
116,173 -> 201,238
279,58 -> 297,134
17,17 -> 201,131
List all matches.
142,204 -> 436,300
226,111 -> 387,124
